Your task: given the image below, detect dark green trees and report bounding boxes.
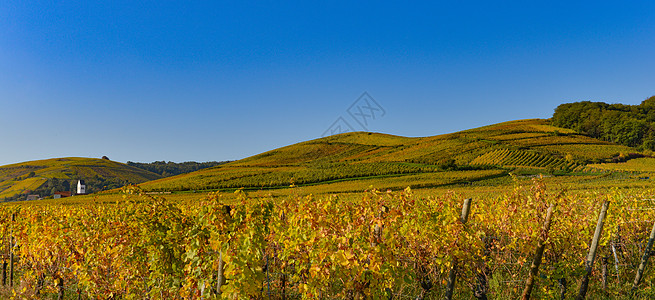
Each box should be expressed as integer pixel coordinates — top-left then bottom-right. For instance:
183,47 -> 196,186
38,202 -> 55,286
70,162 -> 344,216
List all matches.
551,96 -> 655,150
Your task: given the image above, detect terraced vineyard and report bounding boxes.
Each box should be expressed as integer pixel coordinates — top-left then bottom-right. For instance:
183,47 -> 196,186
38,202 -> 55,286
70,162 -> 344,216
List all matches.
470,148 -> 579,171
1,119 -> 645,199
4,118 -> 655,300
138,119 -> 638,194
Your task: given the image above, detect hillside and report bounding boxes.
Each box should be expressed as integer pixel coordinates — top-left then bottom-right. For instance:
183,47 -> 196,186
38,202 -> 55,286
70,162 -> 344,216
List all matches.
126,160 -> 231,177
139,119 -> 639,194
0,157 -> 162,200
552,95 -> 655,150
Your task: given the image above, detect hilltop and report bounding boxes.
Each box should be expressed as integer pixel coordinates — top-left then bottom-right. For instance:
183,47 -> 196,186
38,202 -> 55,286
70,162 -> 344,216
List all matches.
0,157 -> 161,201
138,119 -> 641,194
552,95 -> 655,150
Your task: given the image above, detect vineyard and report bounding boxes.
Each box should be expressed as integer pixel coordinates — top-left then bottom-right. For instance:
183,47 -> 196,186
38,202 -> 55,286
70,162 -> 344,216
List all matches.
0,119 -> 643,203
2,180 -> 655,299
470,149 -> 578,171
0,158 -> 162,200
141,162 -> 436,192
132,119 -> 638,195
590,158 -> 655,173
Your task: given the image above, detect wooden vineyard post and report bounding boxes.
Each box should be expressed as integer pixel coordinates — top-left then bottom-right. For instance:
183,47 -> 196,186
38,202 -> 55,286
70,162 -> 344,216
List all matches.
1,223 -> 6,286
280,272 -> 287,300
371,206 -> 386,247
279,210 -> 287,300
460,198 -> 472,224
576,200 -> 610,300
611,229 -> 621,283
217,250 -> 226,295
601,256 -> 608,291
265,254 -> 271,300
521,203 -> 555,300
56,275 -> 64,300
631,219 -> 655,292
34,273 -> 44,295
9,213 -> 14,287
9,236 -> 13,288
445,198 -> 472,300
474,237 -> 491,300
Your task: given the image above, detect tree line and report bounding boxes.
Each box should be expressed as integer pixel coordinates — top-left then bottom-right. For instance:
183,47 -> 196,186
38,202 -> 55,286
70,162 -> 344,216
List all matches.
551,95 -> 655,150
127,160 -> 230,177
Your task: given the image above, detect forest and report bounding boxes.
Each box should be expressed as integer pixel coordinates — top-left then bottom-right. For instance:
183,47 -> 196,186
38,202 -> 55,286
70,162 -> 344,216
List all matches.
551,96 -> 655,150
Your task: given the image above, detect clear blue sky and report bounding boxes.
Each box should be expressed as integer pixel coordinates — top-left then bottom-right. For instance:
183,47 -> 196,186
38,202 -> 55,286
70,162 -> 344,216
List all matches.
1,1 -> 654,165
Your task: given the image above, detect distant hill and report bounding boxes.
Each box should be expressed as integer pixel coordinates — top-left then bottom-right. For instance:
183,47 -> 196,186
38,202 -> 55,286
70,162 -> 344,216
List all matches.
138,119 -> 638,194
126,160 -> 231,177
0,157 -> 162,201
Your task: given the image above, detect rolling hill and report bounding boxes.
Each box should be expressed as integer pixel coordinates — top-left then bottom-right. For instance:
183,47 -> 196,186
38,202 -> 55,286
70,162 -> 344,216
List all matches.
0,157 -> 162,200
138,119 -> 640,194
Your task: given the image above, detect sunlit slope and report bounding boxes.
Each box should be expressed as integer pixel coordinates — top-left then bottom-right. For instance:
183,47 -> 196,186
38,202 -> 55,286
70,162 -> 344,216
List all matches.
0,157 -> 162,198
589,157 -> 655,172
139,119 -> 637,192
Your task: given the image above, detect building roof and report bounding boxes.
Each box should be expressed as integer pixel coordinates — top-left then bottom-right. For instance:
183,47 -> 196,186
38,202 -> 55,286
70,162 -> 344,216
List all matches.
78,180 -> 86,185
54,191 -> 72,197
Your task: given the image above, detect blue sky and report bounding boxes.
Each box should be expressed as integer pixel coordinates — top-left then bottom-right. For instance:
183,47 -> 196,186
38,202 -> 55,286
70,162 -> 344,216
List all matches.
1,1 -> 654,165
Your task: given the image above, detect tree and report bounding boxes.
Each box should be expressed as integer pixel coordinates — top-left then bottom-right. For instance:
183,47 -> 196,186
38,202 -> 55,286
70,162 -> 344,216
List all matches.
552,96 -> 655,150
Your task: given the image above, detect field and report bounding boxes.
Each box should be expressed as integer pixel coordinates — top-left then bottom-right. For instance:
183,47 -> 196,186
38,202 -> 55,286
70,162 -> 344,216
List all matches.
7,118 -> 649,204
3,118 -> 655,299
3,181 -> 655,299
0,119 -> 640,199
590,158 -> 655,173
135,119 -> 638,195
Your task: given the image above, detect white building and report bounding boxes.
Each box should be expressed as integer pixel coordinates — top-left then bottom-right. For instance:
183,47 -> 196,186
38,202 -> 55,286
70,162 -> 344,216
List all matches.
77,180 -> 86,195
